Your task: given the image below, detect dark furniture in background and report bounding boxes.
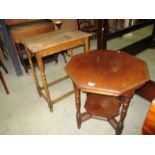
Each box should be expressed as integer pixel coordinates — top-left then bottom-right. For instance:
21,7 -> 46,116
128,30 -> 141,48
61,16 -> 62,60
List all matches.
77,19 -> 97,39
0,19 -> 23,76
97,19 -> 155,52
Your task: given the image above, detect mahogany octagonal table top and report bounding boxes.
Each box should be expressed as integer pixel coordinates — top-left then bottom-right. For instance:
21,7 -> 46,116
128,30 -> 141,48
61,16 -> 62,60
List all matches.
66,49 -> 150,96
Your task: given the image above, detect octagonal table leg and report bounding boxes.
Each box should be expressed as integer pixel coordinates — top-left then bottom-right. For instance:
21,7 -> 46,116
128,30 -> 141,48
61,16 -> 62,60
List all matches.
73,83 -> 82,129
116,92 -> 134,135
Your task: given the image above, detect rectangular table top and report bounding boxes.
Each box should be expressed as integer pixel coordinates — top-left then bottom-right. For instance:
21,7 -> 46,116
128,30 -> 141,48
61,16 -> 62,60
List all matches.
22,30 -> 92,53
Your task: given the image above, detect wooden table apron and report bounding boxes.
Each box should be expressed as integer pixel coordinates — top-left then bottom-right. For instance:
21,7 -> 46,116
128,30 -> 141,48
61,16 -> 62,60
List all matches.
24,31 -> 90,112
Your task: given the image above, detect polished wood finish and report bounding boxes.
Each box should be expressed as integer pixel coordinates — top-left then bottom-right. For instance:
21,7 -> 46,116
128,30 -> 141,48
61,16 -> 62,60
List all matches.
142,99 -> 155,134
66,50 -> 149,96
66,49 -> 150,134
24,30 -> 91,111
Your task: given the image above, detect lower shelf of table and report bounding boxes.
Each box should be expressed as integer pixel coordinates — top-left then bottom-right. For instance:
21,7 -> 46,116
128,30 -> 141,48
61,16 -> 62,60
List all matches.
84,94 -> 120,120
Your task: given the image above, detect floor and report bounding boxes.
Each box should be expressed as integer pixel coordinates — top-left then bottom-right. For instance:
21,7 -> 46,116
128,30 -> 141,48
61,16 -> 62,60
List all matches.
0,25 -> 155,135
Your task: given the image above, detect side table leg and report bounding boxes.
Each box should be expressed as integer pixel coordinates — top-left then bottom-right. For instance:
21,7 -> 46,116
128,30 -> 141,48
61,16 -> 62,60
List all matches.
116,92 -> 133,135
26,48 -> 41,97
0,70 -> 9,94
84,38 -> 89,53
73,83 -> 82,129
36,55 -> 53,112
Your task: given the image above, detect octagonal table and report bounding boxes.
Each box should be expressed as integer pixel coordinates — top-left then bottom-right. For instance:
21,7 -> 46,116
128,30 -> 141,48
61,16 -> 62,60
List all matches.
66,49 -> 150,134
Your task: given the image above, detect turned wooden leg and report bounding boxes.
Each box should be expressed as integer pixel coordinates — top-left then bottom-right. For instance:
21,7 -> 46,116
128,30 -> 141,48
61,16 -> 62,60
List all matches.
0,70 -> 9,94
36,55 -> 53,112
73,83 -> 82,129
25,48 -> 41,97
116,92 -> 134,135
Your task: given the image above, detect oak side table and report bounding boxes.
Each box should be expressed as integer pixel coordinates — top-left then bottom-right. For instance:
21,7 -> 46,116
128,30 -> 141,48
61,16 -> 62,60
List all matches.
23,30 -> 91,112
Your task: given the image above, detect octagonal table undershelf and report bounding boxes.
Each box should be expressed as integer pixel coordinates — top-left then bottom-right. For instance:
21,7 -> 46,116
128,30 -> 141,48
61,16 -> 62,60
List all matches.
85,94 -> 120,120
